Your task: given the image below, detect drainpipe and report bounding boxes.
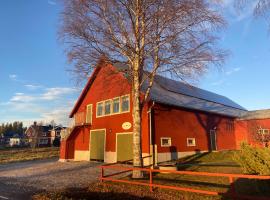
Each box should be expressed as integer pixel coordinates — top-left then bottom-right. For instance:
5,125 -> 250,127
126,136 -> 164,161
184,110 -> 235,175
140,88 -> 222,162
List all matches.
148,101 -> 155,167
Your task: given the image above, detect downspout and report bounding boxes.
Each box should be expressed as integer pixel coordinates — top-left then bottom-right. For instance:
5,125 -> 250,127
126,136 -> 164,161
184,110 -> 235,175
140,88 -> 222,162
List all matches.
148,101 -> 155,167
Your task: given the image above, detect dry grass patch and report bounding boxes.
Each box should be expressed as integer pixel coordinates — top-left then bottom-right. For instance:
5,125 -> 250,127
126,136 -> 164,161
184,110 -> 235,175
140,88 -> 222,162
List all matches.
0,147 -> 59,163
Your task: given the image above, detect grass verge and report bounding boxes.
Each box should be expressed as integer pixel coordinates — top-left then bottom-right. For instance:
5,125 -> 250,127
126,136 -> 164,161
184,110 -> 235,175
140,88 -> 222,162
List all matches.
0,147 -> 59,164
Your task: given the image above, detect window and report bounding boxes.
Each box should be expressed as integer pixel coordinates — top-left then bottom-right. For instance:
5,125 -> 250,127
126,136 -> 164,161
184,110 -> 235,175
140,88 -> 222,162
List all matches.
86,104 -> 92,123
226,120 -> 234,132
187,138 -> 196,147
161,137 -> 171,147
121,95 -> 130,112
104,100 -> 111,115
258,129 -> 270,135
112,98 -> 120,114
97,102 -> 104,117
39,139 -> 48,144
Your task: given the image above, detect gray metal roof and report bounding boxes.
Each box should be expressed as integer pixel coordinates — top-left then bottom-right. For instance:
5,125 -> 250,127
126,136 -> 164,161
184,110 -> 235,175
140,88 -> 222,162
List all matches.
142,74 -> 247,117
239,109 -> 270,120
113,62 -> 247,117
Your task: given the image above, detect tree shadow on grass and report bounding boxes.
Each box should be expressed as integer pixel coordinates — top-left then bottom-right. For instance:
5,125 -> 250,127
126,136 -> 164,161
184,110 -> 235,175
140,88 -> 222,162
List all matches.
220,178 -> 270,200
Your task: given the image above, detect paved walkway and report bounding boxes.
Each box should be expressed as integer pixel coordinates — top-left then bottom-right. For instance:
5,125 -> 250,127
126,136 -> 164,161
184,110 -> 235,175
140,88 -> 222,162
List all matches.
0,159 -> 102,200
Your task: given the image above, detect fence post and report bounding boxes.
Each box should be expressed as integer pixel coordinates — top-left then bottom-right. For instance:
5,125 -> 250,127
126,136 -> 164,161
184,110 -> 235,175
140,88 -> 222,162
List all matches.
149,168 -> 153,192
100,167 -> 104,183
229,176 -> 236,200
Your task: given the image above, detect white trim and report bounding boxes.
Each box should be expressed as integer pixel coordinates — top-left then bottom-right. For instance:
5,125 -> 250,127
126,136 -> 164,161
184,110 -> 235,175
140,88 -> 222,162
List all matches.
120,94 -> 130,113
95,94 -> 130,118
96,101 -> 104,118
116,132 -> 133,162
160,137 -> 172,147
187,138 -> 196,147
89,128 -> 106,161
112,97 -> 120,114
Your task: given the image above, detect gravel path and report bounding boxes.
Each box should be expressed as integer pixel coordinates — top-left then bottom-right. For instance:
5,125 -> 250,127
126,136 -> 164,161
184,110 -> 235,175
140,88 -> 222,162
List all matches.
0,159 -> 102,200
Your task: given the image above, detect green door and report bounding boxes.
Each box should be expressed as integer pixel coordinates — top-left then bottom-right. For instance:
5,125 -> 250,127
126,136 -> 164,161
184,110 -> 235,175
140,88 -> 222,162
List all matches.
117,133 -> 133,162
90,130 -> 105,160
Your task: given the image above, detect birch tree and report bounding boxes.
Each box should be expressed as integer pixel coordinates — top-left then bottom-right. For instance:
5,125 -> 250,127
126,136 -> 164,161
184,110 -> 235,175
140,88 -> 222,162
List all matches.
60,0 -> 227,178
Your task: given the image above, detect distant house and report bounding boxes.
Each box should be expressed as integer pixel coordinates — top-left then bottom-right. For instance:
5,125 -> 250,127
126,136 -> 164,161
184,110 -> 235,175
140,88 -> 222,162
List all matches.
25,122 -> 65,148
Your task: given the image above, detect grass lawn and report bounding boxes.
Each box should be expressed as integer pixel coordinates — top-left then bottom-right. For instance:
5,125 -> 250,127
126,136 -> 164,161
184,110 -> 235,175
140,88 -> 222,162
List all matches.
0,147 -> 59,164
33,150 -> 270,200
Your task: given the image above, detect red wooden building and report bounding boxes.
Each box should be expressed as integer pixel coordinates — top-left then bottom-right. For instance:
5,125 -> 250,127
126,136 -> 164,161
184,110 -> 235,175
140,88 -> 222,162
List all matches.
59,61 -> 270,165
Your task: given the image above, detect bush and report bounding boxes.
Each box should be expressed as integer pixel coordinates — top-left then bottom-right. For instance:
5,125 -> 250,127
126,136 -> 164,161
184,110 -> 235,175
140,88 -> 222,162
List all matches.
53,138 -> 60,147
234,142 -> 270,175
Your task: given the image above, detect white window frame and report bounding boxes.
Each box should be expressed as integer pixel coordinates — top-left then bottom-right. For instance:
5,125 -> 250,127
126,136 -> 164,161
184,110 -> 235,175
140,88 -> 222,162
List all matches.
95,94 -> 130,118
187,138 -> 196,147
104,100 -> 112,115
96,101 -> 104,118
258,129 -> 270,135
120,94 -> 130,113
160,137 -> 172,147
112,97 -> 120,114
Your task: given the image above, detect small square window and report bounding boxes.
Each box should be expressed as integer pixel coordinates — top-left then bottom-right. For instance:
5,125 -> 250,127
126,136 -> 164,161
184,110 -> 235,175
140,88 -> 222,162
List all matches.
121,95 -> 130,112
187,138 -> 196,147
112,98 -> 120,114
161,137 -> 171,147
104,100 -> 111,115
97,102 -> 104,117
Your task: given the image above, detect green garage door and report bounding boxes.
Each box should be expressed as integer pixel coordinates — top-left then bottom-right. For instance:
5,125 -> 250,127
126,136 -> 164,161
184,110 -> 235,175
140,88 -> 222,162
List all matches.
117,133 -> 133,162
90,130 -> 105,160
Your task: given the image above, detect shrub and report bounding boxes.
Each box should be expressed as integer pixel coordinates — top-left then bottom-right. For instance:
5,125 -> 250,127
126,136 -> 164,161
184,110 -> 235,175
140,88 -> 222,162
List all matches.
234,142 -> 270,175
53,138 -> 60,147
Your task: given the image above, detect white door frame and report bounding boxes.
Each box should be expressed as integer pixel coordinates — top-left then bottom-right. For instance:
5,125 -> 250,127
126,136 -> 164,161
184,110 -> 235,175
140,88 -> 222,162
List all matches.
89,128 -> 106,161
116,132 -> 133,162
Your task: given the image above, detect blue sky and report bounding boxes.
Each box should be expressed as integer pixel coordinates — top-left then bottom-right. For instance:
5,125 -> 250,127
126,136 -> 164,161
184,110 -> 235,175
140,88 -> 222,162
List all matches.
0,0 -> 269,127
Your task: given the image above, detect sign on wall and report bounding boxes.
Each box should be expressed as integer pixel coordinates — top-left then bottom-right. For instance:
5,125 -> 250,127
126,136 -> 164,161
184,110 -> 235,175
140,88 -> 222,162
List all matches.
122,122 -> 132,130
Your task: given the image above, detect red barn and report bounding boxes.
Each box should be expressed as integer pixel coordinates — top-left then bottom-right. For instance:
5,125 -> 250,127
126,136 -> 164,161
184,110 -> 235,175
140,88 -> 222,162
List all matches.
59,61 -> 270,165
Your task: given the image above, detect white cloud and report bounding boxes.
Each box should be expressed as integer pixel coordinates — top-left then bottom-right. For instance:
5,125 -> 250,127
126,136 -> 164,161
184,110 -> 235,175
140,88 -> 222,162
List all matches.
0,86 -> 80,127
10,93 -> 38,103
41,87 -> 79,100
24,84 -> 43,90
9,74 -> 18,81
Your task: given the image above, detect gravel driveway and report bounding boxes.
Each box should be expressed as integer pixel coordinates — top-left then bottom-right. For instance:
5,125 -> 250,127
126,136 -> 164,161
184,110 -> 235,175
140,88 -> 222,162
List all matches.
0,159 -> 102,200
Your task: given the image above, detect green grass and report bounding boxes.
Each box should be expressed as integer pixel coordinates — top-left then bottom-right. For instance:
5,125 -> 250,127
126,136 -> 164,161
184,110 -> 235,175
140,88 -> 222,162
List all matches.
33,150 -> 270,200
0,147 -> 59,164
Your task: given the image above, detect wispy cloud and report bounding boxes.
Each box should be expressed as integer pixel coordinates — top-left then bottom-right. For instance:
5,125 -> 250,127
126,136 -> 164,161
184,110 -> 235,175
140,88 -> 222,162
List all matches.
24,84 -> 43,90
9,74 -> 18,81
47,0 -> 56,5
0,86 -> 80,126
41,87 -> 79,100
225,67 -> 241,75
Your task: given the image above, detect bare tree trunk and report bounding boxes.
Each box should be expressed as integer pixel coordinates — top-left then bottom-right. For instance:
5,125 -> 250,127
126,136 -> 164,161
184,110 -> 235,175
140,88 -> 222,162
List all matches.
132,61 -> 144,178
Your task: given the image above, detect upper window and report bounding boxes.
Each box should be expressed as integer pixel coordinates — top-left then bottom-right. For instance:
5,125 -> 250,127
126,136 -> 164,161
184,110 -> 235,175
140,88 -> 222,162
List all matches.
121,95 -> 130,112
104,100 -> 111,115
187,138 -> 196,147
161,137 -> 171,147
258,129 -> 270,135
112,98 -> 120,114
97,102 -> 104,117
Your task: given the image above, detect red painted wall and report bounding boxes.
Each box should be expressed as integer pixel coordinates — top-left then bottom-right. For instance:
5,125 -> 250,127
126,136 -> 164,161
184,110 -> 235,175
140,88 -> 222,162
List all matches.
235,118 -> 270,147
153,104 -> 237,153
